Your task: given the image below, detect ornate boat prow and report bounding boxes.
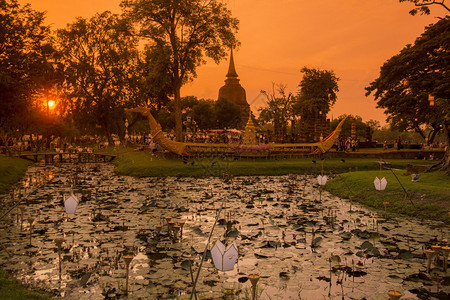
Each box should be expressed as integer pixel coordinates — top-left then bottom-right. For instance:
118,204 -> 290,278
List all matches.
126,107 -> 189,156
312,115 -> 348,154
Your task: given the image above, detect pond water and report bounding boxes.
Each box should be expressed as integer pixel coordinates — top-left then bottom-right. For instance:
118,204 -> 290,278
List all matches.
0,163 -> 449,300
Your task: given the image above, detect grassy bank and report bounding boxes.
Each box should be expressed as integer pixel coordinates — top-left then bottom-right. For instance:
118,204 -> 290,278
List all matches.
325,170 -> 450,223
0,270 -> 53,300
113,150 -> 436,177
0,156 -> 32,194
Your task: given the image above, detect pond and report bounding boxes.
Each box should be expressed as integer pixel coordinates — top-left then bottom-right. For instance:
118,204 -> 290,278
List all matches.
0,163 -> 449,299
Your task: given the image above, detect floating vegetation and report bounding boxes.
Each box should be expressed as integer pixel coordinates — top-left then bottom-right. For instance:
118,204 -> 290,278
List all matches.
0,163 -> 448,299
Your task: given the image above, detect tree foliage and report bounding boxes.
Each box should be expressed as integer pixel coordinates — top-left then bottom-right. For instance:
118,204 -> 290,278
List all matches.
258,84 -> 296,141
399,0 -> 450,16
148,96 -> 239,132
121,0 -> 239,141
294,67 -> 339,119
0,0 -> 54,133
215,98 -> 241,129
366,17 -> 450,143
191,99 -> 215,130
330,115 -> 369,140
139,44 -> 173,110
56,11 -> 142,141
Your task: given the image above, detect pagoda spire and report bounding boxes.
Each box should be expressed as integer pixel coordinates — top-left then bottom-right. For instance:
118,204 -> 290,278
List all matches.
226,48 -> 238,78
243,109 -> 257,145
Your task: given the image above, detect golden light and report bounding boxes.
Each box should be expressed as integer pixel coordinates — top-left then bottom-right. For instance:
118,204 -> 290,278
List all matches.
428,94 -> 434,106
48,100 -> 55,108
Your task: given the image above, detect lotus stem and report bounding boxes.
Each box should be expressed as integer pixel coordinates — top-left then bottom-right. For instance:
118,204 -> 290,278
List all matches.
55,238 -> 65,280
155,225 -> 162,235
248,274 -> 260,300
123,254 -> 133,295
27,217 -> 34,246
383,202 -> 389,218
19,206 -> 25,231
442,246 -> 450,272
179,220 -> 185,239
173,225 -> 181,242
167,221 -> 175,236
432,245 -> 441,266
425,249 -> 436,273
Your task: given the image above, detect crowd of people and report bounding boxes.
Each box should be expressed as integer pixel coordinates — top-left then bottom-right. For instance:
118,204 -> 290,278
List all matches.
183,133 -> 242,144
1,132 -> 447,155
335,137 -> 360,152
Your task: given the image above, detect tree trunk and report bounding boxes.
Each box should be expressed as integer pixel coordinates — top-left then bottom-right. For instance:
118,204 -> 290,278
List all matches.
428,128 -> 439,145
429,124 -> 449,174
104,124 -> 114,146
442,146 -> 450,173
174,85 -> 183,142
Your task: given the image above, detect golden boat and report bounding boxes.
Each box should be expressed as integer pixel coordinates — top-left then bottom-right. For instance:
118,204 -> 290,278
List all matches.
126,107 -> 348,157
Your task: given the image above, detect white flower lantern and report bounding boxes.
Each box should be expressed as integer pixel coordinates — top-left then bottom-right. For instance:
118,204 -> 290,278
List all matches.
374,177 -> 387,191
211,240 -> 238,271
64,193 -> 79,214
317,175 -> 328,186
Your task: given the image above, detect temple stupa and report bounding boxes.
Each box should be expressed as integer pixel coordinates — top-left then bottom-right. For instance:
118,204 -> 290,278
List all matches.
243,111 -> 257,145
218,49 -> 250,129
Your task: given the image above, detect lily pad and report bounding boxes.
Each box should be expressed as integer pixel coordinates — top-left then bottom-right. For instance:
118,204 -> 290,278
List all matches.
360,241 -> 374,250
339,232 -> 352,240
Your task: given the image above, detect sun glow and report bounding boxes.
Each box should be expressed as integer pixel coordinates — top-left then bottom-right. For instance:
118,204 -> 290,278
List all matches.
48,100 -> 55,108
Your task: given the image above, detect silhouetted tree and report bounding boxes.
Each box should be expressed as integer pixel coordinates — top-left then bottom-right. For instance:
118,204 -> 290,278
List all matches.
366,17 -> 449,144
0,0 -> 54,135
139,44 -> 173,111
294,67 -> 339,119
399,0 -> 449,16
56,12 -> 141,143
215,98 -> 241,129
122,0 -> 239,142
366,17 -> 450,172
330,115 -> 368,139
258,84 -> 295,142
191,100 -> 215,130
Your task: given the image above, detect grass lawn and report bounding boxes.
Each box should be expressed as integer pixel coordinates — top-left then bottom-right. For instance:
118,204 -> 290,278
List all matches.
0,156 -> 33,194
113,150 -> 436,177
325,170 -> 450,223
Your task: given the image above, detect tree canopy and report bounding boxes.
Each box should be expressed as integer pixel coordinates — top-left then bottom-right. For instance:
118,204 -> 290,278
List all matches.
0,0 -> 53,133
258,84 -> 295,142
56,11 -> 142,142
365,16 -> 450,143
121,0 -> 239,141
294,67 -> 339,119
215,98 -> 241,129
330,115 -> 369,140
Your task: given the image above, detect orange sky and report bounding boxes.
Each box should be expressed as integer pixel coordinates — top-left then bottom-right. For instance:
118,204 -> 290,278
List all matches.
20,0 -> 445,125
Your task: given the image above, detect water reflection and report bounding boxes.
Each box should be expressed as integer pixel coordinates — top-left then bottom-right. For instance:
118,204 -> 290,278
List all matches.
0,163 -> 448,299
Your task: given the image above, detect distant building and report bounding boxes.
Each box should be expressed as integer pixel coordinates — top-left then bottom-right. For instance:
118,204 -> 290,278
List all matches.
218,49 -> 250,129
